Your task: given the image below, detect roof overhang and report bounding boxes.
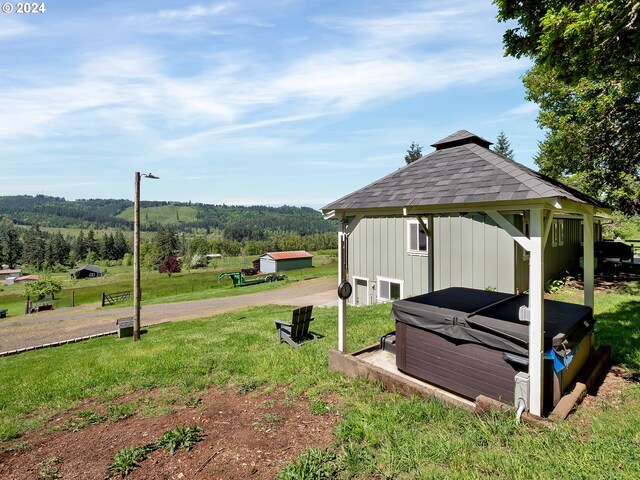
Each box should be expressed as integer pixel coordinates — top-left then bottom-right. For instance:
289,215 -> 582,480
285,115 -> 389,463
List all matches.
323,197 -> 610,221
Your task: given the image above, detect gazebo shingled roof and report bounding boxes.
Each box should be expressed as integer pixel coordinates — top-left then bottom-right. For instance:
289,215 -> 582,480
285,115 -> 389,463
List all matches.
323,130 -> 606,213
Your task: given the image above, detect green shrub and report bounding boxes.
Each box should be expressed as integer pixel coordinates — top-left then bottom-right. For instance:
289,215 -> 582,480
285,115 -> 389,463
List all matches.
154,426 -> 204,455
107,445 -> 154,478
277,448 -> 340,480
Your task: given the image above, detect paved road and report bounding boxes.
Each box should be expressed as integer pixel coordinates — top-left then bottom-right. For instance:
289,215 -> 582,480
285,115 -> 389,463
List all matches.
0,277 -> 337,353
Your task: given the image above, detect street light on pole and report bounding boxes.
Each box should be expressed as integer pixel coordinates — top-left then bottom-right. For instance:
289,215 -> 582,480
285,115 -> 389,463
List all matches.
133,172 -> 159,342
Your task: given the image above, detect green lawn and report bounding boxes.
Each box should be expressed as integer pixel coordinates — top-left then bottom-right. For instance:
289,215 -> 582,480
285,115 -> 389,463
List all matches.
2,279 -> 640,478
0,254 -> 337,317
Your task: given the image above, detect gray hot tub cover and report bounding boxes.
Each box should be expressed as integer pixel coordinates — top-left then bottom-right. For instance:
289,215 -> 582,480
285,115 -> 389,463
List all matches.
391,287 -> 594,357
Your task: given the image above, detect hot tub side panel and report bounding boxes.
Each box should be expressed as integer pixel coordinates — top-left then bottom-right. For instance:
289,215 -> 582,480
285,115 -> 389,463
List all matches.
396,322 -> 519,404
396,322 -> 593,413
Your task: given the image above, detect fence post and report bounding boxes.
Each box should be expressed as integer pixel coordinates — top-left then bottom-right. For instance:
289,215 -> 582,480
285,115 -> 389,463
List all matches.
101,292 -> 105,307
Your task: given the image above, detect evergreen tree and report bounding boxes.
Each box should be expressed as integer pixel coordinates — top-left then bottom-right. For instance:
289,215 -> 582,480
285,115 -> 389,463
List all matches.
22,224 -> 46,270
85,229 -> 99,260
75,230 -> 87,260
47,231 -> 70,266
493,131 -> 514,159
155,225 -> 178,262
0,216 -> 22,268
404,142 -> 423,165
113,230 -> 129,260
100,232 -> 116,260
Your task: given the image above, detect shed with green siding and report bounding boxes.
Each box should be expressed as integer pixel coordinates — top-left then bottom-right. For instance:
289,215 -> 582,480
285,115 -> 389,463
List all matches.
323,129 -> 606,306
259,250 -> 313,273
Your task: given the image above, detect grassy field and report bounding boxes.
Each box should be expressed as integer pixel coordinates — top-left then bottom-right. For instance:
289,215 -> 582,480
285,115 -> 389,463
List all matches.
0,254 -> 337,317
117,205 -> 199,225
1,278 -> 640,477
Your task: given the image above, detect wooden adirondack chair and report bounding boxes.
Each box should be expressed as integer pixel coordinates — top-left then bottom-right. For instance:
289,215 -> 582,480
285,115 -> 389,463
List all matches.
274,305 -> 316,348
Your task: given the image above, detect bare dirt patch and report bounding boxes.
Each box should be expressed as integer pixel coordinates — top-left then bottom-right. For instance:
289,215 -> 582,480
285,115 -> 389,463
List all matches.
0,387 -> 340,479
580,365 -> 630,412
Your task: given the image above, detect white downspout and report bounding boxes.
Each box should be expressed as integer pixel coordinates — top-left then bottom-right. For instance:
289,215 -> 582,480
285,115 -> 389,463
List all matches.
516,399 -> 526,423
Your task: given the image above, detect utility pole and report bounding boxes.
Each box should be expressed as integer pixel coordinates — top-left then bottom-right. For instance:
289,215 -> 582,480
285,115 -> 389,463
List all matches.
133,172 -> 141,341
133,172 -> 159,341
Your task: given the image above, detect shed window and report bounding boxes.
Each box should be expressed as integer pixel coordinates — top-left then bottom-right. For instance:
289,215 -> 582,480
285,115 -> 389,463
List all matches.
407,220 -> 428,254
552,219 -> 564,247
377,277 -> 403,302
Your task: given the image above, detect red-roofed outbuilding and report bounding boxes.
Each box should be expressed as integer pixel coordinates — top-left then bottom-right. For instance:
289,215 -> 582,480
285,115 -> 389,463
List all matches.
259,250 -> 313,273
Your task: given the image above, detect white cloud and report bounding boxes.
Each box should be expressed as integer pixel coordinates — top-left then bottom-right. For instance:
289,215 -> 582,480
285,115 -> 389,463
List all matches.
129,2 -> 235,23
313,1 -> 494,48
0,0 -> 531,195
0,17 -> 34,38
504,102 -> 539,117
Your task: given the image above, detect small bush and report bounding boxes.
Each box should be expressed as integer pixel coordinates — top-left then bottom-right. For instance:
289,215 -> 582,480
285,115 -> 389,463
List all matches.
544,275 -> 574,294
154,426 -> 204,455
108,445 -> 154,478
277,448 -> 340,480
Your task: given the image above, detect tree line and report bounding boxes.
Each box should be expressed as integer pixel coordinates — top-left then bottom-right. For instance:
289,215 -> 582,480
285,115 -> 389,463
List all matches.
0,216 -> 132,270
0,216 -> 336,272
0,195 -> 335,234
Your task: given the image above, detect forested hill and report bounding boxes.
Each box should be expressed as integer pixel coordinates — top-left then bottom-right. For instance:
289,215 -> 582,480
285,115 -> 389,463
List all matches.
0,195 -> 334,237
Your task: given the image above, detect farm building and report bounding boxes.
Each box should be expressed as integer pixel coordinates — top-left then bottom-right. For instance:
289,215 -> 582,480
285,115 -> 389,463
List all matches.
72,264 -> 102,279
13,274 -> 40,284
259,251 -> 313,273
0,269 -> 21,281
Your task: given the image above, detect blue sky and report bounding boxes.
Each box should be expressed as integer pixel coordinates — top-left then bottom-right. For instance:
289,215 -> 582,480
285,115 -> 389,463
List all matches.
0,1 -> 539,208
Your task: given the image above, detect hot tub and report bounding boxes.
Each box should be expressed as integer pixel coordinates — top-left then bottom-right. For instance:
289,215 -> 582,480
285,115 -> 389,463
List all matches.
391,287 -> 595,413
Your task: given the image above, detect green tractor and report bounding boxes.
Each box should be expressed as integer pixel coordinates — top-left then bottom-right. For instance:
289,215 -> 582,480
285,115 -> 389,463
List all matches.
217,271 -> 286,287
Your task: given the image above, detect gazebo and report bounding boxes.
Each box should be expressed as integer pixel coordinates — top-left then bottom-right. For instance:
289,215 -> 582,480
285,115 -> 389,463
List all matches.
322,130 -> 609,417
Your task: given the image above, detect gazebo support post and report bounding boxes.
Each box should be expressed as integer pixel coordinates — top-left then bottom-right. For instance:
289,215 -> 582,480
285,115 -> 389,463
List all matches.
583,211 -> 595,309
337,222 -> 348,353
528,207 -> 545,416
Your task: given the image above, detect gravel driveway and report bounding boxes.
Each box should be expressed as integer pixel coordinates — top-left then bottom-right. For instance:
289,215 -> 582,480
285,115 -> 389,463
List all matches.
0,277 -> 337,353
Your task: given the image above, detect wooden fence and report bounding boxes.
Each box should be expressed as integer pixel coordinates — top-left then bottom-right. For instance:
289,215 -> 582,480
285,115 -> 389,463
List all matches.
102,291 -> 131,307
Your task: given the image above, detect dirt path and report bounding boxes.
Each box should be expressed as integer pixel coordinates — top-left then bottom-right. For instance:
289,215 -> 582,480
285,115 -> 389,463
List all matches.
0,277 -> 337,353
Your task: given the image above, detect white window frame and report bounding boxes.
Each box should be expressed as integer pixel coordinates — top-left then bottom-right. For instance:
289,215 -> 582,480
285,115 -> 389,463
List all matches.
406,219 -> 429,256
552,219 -> 565,248
352,276 -> 370,306
376,276 -> 404,302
